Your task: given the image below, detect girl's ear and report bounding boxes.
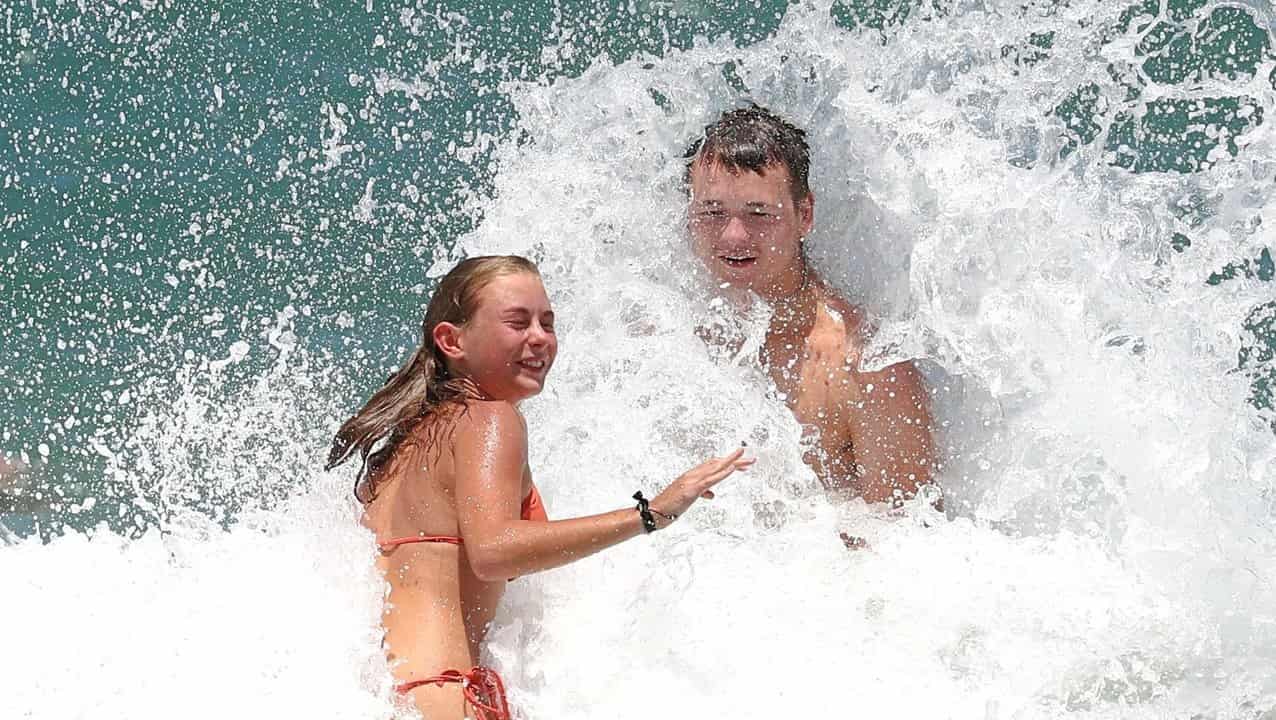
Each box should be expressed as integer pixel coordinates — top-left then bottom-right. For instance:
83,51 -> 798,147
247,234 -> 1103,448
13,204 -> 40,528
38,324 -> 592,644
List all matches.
433,322 -> 465,362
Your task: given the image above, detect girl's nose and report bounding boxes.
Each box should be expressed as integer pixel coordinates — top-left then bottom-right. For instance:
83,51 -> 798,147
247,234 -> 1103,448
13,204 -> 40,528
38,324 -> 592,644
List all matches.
527,322 -> 552,346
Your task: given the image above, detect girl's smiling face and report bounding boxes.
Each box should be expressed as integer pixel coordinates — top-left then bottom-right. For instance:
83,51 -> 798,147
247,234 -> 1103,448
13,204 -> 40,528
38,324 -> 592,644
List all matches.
444,271 -> 557,402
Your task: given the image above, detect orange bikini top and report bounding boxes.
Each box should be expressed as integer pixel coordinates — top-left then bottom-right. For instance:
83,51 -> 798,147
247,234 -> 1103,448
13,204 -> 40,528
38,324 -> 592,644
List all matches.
520,483 -> 547,523
378,484 -> 547,552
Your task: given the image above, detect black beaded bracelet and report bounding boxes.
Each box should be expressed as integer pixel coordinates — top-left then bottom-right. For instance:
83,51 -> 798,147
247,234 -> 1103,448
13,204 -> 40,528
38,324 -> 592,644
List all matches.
632,491 -> 658,534
650,507 -> 677,523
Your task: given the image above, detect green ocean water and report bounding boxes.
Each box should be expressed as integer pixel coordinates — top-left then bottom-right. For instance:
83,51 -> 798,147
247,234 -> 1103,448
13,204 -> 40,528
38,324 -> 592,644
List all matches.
2,0 -> 1273,535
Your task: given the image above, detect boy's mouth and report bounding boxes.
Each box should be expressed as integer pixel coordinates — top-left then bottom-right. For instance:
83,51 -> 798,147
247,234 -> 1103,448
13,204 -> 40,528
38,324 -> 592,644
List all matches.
719,254 -> 758,268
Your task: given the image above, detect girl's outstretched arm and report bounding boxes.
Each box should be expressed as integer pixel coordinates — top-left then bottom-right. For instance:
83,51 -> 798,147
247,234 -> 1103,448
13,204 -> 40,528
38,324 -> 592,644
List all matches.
454,400 -> 750,581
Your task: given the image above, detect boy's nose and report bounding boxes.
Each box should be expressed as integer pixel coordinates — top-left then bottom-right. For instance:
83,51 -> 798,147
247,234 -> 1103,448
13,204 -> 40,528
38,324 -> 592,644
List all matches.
721,215 -> 749,242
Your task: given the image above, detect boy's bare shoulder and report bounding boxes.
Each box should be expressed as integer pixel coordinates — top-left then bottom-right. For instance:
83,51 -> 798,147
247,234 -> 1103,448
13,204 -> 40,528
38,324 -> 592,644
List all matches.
813,284 -> 927,386
812,283 -> 870,370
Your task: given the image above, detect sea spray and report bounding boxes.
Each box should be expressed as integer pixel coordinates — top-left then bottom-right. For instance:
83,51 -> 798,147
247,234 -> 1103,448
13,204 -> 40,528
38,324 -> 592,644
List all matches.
459,1 -> 1276,715
3,1 -> 1275,718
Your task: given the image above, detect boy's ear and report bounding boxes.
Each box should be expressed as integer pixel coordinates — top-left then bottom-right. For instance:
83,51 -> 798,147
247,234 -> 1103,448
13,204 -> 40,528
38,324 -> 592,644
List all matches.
799,192 -> 815,237
433,322 -> 465,362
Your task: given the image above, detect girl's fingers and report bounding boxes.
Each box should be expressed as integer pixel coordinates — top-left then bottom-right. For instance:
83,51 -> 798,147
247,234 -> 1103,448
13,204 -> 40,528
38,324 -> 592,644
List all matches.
704,463 -> 740,485
681,448 -> 752,501
695,448 -> 745,473
706,448 -> 743,472
696,458 -> 750,493
715,464 -> 744,482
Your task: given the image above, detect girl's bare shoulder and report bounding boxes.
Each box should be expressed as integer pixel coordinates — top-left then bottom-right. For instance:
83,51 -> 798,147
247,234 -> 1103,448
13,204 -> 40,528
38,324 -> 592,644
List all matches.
448,399 -> 527,442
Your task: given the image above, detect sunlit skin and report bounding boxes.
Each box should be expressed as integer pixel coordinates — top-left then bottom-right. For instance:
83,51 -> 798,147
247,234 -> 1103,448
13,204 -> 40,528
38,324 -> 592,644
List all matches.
361,272 -> 752,720
0,455 -> 22,486
689,157 -> 937,505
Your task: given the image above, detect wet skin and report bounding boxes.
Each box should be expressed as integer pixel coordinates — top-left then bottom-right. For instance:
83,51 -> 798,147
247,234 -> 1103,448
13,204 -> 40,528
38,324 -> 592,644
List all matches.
688,158 -> 937,503
363,417 -> 517,719
362,272 -> 558,720
362,272 -> 753,719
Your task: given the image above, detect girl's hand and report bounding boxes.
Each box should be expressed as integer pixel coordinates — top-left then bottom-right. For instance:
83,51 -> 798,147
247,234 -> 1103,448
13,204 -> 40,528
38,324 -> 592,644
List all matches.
649,448 -> 753,528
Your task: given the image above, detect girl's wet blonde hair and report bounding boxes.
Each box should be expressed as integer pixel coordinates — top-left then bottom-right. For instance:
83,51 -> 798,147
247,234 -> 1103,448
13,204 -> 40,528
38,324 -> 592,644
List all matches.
326,254 -> 540,502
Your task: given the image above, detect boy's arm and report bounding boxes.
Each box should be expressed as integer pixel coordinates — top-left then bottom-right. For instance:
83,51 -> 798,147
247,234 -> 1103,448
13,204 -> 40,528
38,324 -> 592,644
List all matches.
843,360 -> 937,506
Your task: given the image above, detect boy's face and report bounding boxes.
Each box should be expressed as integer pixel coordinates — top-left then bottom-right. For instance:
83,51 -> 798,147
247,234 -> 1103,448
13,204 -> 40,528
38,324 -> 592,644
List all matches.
687,158 -> 813,301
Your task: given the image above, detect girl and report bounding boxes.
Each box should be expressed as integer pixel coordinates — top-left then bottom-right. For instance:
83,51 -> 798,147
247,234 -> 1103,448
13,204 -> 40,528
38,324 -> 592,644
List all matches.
327,255 -> 751,720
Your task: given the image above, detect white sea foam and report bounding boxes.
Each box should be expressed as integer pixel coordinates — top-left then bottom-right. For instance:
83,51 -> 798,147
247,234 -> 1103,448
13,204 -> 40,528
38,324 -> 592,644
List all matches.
4,1 -> 1276,718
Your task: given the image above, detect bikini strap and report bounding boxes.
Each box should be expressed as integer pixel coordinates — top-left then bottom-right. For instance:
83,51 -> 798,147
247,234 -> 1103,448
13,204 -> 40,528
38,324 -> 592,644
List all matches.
396,667 -> 511,720
377,534 -> 463,552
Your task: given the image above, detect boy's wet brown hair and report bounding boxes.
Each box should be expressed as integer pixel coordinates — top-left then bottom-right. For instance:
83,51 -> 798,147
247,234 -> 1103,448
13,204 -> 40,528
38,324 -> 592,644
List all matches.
684,104 -> 811,200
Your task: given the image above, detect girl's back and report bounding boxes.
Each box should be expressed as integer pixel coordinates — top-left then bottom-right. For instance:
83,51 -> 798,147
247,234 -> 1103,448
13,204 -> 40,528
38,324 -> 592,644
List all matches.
363,408 -> 508,703
330,256 -> 749,720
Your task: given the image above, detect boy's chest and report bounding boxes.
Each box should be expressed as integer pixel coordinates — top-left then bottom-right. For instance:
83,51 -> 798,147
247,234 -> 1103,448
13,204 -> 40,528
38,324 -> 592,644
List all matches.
766,337 -> 863,447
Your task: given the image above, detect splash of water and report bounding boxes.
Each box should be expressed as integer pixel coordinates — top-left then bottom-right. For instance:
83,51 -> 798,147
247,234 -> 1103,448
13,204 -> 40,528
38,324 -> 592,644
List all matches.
4,1 -> 1276,718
